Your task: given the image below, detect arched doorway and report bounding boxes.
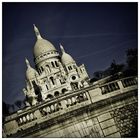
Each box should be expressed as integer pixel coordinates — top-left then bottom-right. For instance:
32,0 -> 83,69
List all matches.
62,88 -> 67,94
47,94 -> 53,99
54,91 -> 60,97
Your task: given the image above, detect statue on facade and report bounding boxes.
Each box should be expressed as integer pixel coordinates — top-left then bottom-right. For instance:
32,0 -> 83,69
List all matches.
23,88 -> 30,107
23,87 -> 37,106
38,79 -> 47,101
78,81 -> 84,89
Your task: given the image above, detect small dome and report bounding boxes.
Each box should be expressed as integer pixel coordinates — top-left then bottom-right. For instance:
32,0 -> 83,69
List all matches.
61,53 -> 75,65
26,67 -> 38,80
25,58 -> 38,80
60,44 -> 75,65
34,38 -> 56,58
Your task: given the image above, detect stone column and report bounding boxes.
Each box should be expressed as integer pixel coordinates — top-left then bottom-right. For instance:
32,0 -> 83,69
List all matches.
117,81 -> 124,92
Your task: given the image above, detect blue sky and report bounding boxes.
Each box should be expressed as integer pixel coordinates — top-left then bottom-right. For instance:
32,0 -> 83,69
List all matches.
3,3 -> 138,104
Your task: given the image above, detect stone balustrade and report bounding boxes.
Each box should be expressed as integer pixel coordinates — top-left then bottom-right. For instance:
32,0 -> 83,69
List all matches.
39,91 -> 88,117
16,112 -> 37,126
100,76 -> 137,95
121,77 -> 137,88
100,82 -> 120,94
3,76 -> 138,137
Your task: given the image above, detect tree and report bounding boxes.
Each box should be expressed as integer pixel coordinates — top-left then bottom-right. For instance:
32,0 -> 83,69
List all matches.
2,102 -> 10,116
90,71 -> 103,83
2,102 -> 10,122
126,48 -> 138,74
110,60 -> 124,75
93,71 -> 103,79
10,104 -> 15,112
90,48 -> 137,82
15,100 -> 22,109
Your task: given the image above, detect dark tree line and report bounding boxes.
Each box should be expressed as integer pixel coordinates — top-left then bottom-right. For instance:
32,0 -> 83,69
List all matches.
3,99 -> 25,120
90,48 -> 138,83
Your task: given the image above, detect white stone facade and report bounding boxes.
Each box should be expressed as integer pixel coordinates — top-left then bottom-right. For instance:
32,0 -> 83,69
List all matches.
24,25 -> 89,106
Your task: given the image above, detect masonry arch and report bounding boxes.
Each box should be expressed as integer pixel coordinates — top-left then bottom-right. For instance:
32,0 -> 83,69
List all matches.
47,94 -> 53,99
62,88 -> 67,94
54,91 -> 60,97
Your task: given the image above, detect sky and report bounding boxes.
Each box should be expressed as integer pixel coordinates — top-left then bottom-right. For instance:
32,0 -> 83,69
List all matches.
3,3 -> 138,105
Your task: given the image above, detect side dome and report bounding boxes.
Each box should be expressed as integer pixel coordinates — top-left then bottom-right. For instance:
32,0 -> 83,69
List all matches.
25,58 -> 38,80
34,38 -> 56,58
26,67 -> 38,80
61,53 -> 75,65
60,44 -> 75,65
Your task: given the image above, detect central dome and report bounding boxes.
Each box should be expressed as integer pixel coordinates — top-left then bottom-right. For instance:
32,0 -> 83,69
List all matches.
33,24 -> 56,58
34,38 -> 56,58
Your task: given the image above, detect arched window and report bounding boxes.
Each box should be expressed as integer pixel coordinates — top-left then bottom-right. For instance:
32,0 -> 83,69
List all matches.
50,77 -> 55,85
51,62 -> 55,67
68,66 -> 72,71
46,65 -> 51,72
38,69 -> 41,74
62,88 -> 67,94
80,68 -> 83,73
41,66 -> 44,71
47,94 -> 53,99
55,61 -> 59,67
54,91 -> 59,97
32,80 -> 36,86
46,85 -> 48,90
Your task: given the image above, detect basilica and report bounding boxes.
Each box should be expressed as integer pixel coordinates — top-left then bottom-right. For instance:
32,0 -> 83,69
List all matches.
23,25 -> 89,106
3,25 -> 138,138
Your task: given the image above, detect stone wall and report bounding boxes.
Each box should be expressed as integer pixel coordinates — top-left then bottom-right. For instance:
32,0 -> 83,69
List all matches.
3,77 -> 138,138
23,91 -> 137,138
